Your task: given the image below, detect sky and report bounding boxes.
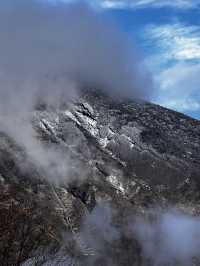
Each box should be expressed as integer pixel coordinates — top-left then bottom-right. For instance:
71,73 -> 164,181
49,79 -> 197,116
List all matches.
57,0 -> 200,119
2,0 -> 198,119
103,0 -> 200,120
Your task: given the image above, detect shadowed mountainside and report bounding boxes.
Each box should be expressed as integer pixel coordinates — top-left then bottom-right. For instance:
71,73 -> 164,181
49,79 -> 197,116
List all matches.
0,88 -> 200,265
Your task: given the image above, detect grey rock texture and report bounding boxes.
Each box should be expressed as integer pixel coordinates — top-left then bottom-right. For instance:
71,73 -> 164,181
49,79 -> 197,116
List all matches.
0,88 -> 200,265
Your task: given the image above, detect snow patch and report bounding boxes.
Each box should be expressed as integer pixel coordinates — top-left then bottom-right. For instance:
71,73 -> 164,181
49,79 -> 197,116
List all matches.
108,175 -> 125,194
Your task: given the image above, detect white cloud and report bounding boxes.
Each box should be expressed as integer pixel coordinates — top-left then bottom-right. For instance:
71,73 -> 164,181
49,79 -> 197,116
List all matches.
98,0 -> 200,9
57,0 -> 200,9
154,63 -> 200,112
100,0 -> 127,8
51,0 -> 200,117
160,99 -> 200,112
143,23 -> 200,114
132,0 -> 200,9
145,23 -> 200,63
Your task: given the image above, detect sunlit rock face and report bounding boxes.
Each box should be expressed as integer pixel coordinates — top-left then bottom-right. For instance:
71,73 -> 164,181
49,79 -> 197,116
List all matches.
0,88 -> 200,265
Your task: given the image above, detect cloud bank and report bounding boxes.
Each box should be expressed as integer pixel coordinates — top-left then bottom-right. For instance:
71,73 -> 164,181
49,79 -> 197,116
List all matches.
0,0 -> 151,118
0,0 -> 153,185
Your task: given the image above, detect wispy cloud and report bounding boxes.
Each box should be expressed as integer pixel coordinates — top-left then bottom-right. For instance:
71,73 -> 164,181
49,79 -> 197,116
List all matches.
58,0 -> 200,10
145,23 -> 200,63
143,22 -> 200,116
132,0 -> 200,9
155,63 -> 200,112
92,0 -> 200,9
100,0 -> 128,8
46,1 -> 200,118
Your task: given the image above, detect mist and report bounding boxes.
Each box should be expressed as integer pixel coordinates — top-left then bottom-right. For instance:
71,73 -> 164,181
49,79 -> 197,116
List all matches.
133,209 -> 200,265
0,0 -> 152,116
81,206 -> 200,265
1,2 -> 200,265
0,0 -> 153,185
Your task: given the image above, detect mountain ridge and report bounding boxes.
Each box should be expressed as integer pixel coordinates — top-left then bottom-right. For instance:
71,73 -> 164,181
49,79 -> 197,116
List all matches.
0,88 -> 200,265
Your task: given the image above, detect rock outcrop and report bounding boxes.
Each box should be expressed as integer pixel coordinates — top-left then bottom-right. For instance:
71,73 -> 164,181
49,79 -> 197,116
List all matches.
0,89 -> 200,265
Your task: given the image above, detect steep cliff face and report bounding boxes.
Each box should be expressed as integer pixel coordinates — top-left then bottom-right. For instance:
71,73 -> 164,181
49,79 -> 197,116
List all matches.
0,89 -> 200,265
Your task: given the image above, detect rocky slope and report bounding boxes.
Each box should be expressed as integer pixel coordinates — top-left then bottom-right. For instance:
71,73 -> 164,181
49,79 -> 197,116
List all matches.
0,88 -> 200,265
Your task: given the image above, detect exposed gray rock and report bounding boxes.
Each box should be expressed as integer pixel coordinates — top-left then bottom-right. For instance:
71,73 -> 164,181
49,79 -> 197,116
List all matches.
0,89 -> 200,265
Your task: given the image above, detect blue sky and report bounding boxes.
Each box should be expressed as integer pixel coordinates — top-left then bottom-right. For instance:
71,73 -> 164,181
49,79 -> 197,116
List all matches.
57,0 -> 200,119
51,0 -> 200,119
96,0 -> 200,119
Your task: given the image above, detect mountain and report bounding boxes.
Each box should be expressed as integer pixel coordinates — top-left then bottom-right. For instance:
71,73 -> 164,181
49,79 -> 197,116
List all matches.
0,88 -> 200,266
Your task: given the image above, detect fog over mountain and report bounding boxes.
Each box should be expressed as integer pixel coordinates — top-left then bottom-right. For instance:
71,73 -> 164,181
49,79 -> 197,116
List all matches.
0,1 -> 200,266
0,0 -> 152,186
0,0 -> 152,115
